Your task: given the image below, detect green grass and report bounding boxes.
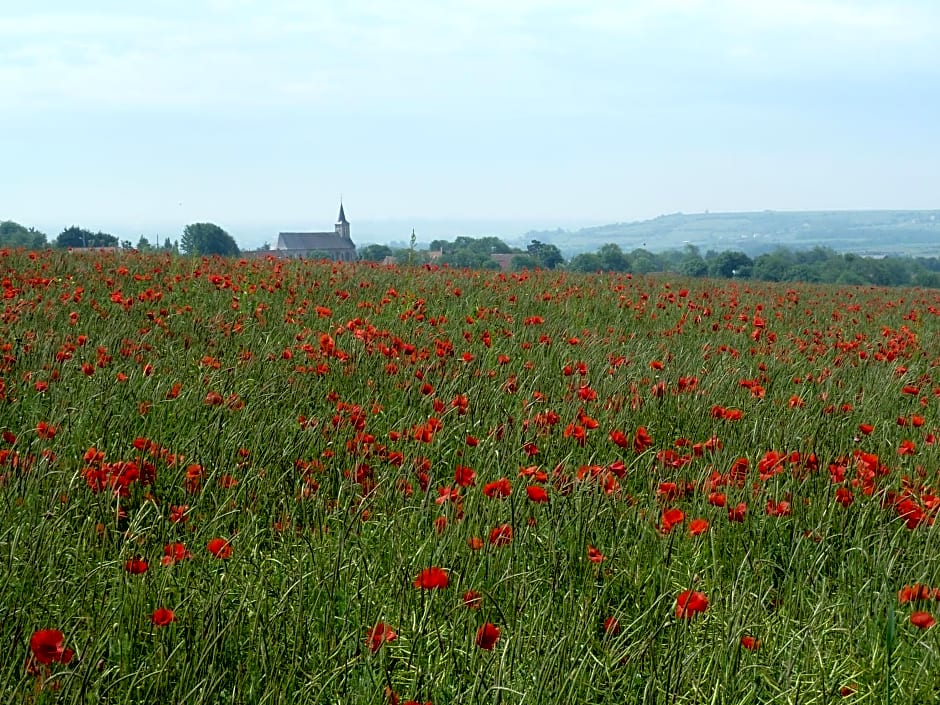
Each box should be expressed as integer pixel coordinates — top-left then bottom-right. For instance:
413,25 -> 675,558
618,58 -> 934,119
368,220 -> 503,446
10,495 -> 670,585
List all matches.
1,249 -> 939,703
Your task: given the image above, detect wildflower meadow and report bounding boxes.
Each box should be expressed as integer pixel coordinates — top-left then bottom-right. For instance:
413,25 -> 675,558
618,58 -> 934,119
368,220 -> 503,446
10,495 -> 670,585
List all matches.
2,248 -> 940,704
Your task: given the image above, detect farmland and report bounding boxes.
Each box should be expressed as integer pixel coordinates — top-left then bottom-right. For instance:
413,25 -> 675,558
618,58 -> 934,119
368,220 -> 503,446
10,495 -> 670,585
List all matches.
2,248 -> 940,704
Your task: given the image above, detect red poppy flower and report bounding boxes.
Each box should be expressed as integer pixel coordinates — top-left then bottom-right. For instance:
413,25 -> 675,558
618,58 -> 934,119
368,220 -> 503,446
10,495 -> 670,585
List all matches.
482,478 -> 511,498
124,556 -> 149,574
765,499 -> 791,517
169,504 -> 189,523
414,567 -> 449,590
688,518 -> 709,536
676,590 -> 709,619
727,503 -> 747,523
489,524 -> 513,546
609,429 -> 630,448
911,611 -> 936,629
152,607 -> 175,627
602,616 -> 620,636
660,508 -> 685,534
740,635 -> 760,650
161,542 -> 192,566
475,622 -> 500,650
29,629 -> 74,665
633,426 -> 653,453
207,537 -> 232,559
898,583 -> 939,604
463,590 -> 483,609
365,622 -> 398,653
467,536 -> 484,551
587,545 -> 605,563
454,465 -> 476,487
526,485 -> 549,503
834,487 -> 854,508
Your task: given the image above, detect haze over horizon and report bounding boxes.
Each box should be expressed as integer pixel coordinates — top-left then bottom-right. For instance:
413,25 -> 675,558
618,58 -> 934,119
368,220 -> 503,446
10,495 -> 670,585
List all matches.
3,0 -> 938,249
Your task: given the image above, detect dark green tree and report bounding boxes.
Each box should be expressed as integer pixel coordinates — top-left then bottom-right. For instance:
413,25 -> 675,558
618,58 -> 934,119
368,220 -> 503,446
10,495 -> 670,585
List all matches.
510,253 -> 539,270
597,243 -> 630,272
359,244 -> 393,262
526,240 -> 564,269
0,221 -> 47,249
568,252 -> 603,272
751,249 -> 796,282
56,226 -> 118,249
628,248 -> 661,274
180,223 -> 239,256
678,245 -> 708,277
707,251 -> 753,279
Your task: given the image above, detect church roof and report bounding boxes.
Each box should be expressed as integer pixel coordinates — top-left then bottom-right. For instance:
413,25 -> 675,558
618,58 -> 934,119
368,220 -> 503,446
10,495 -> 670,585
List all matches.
277,232 -> 356,251
337,203 -> 348,224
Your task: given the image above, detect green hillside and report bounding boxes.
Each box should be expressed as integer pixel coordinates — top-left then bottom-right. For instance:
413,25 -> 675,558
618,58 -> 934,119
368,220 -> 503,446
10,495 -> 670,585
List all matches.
528,210 -> 940,257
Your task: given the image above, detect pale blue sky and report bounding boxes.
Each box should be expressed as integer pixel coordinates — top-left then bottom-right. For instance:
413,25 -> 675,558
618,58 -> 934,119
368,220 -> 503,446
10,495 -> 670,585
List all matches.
2,0 -> 938,247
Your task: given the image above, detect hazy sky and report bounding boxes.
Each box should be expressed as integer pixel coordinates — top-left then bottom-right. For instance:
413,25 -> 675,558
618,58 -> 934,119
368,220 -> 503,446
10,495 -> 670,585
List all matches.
3,0 -> 939,246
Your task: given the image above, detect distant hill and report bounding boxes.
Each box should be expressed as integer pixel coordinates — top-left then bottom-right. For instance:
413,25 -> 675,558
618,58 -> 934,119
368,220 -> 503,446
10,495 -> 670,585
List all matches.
524,210 -> 940,258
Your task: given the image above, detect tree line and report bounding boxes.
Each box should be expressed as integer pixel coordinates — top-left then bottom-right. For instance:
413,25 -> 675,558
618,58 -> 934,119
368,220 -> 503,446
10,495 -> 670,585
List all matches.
358,237 -> 565,270
6,220 -> 940,288
566,243 -> 940,288
0,221 -> 239,256
361,237 -> 940,288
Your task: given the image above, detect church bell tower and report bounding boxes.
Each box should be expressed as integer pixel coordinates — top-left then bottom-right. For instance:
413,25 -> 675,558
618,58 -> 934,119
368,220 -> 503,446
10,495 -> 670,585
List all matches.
335,201 -> 350,240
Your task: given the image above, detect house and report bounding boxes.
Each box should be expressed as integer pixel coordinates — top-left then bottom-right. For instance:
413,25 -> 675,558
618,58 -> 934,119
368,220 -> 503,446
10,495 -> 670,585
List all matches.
275,203 -> 357,261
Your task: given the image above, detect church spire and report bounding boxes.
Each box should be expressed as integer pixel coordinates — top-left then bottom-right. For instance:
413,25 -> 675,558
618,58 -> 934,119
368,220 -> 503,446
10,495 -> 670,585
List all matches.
335,200 -> 351,240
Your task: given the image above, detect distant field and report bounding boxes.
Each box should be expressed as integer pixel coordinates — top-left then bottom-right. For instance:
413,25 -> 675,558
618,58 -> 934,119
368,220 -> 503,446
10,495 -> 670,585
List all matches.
3,250 -> 940,703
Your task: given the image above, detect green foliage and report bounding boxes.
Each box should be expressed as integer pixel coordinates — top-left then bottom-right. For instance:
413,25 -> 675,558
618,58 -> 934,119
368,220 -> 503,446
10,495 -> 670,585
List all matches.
180,222 -> 239,256
431,235 -> 521,269
564,242 -> 940,289
568,251 -> 603,272
358,244 -> 393,262
510,253 -> 539,270
55,226 -> 118,249
526,240 -> 564,269
0,221 -> 47,249
707,251 -> 753,279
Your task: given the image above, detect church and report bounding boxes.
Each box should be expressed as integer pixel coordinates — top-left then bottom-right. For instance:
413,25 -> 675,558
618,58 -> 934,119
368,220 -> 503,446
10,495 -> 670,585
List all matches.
275,203 -> 357,261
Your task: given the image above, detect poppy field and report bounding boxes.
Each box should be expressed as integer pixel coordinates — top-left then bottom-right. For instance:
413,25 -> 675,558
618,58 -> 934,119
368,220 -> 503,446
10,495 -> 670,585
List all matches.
3,248 -> 940,704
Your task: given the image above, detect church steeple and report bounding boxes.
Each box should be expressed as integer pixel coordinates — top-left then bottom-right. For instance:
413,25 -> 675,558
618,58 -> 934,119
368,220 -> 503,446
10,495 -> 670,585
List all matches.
335,200 -> 350,240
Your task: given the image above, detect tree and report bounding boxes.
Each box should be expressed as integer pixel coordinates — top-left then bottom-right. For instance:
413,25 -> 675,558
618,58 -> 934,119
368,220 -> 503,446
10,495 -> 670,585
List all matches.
136,236 -> 153,251
358,244 -> 393,262
56,226 -> 118,249
751,249 -> 795,282
707,251 -> 752,279
568,252 -> 603,272
677,245 -> 707,277
526,240 -> 564,269
180,223 -> 239,256
628,248 -> 661,274
0,221 -> 47,249
510,254 -> 539,270
598,243 -> 629,272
